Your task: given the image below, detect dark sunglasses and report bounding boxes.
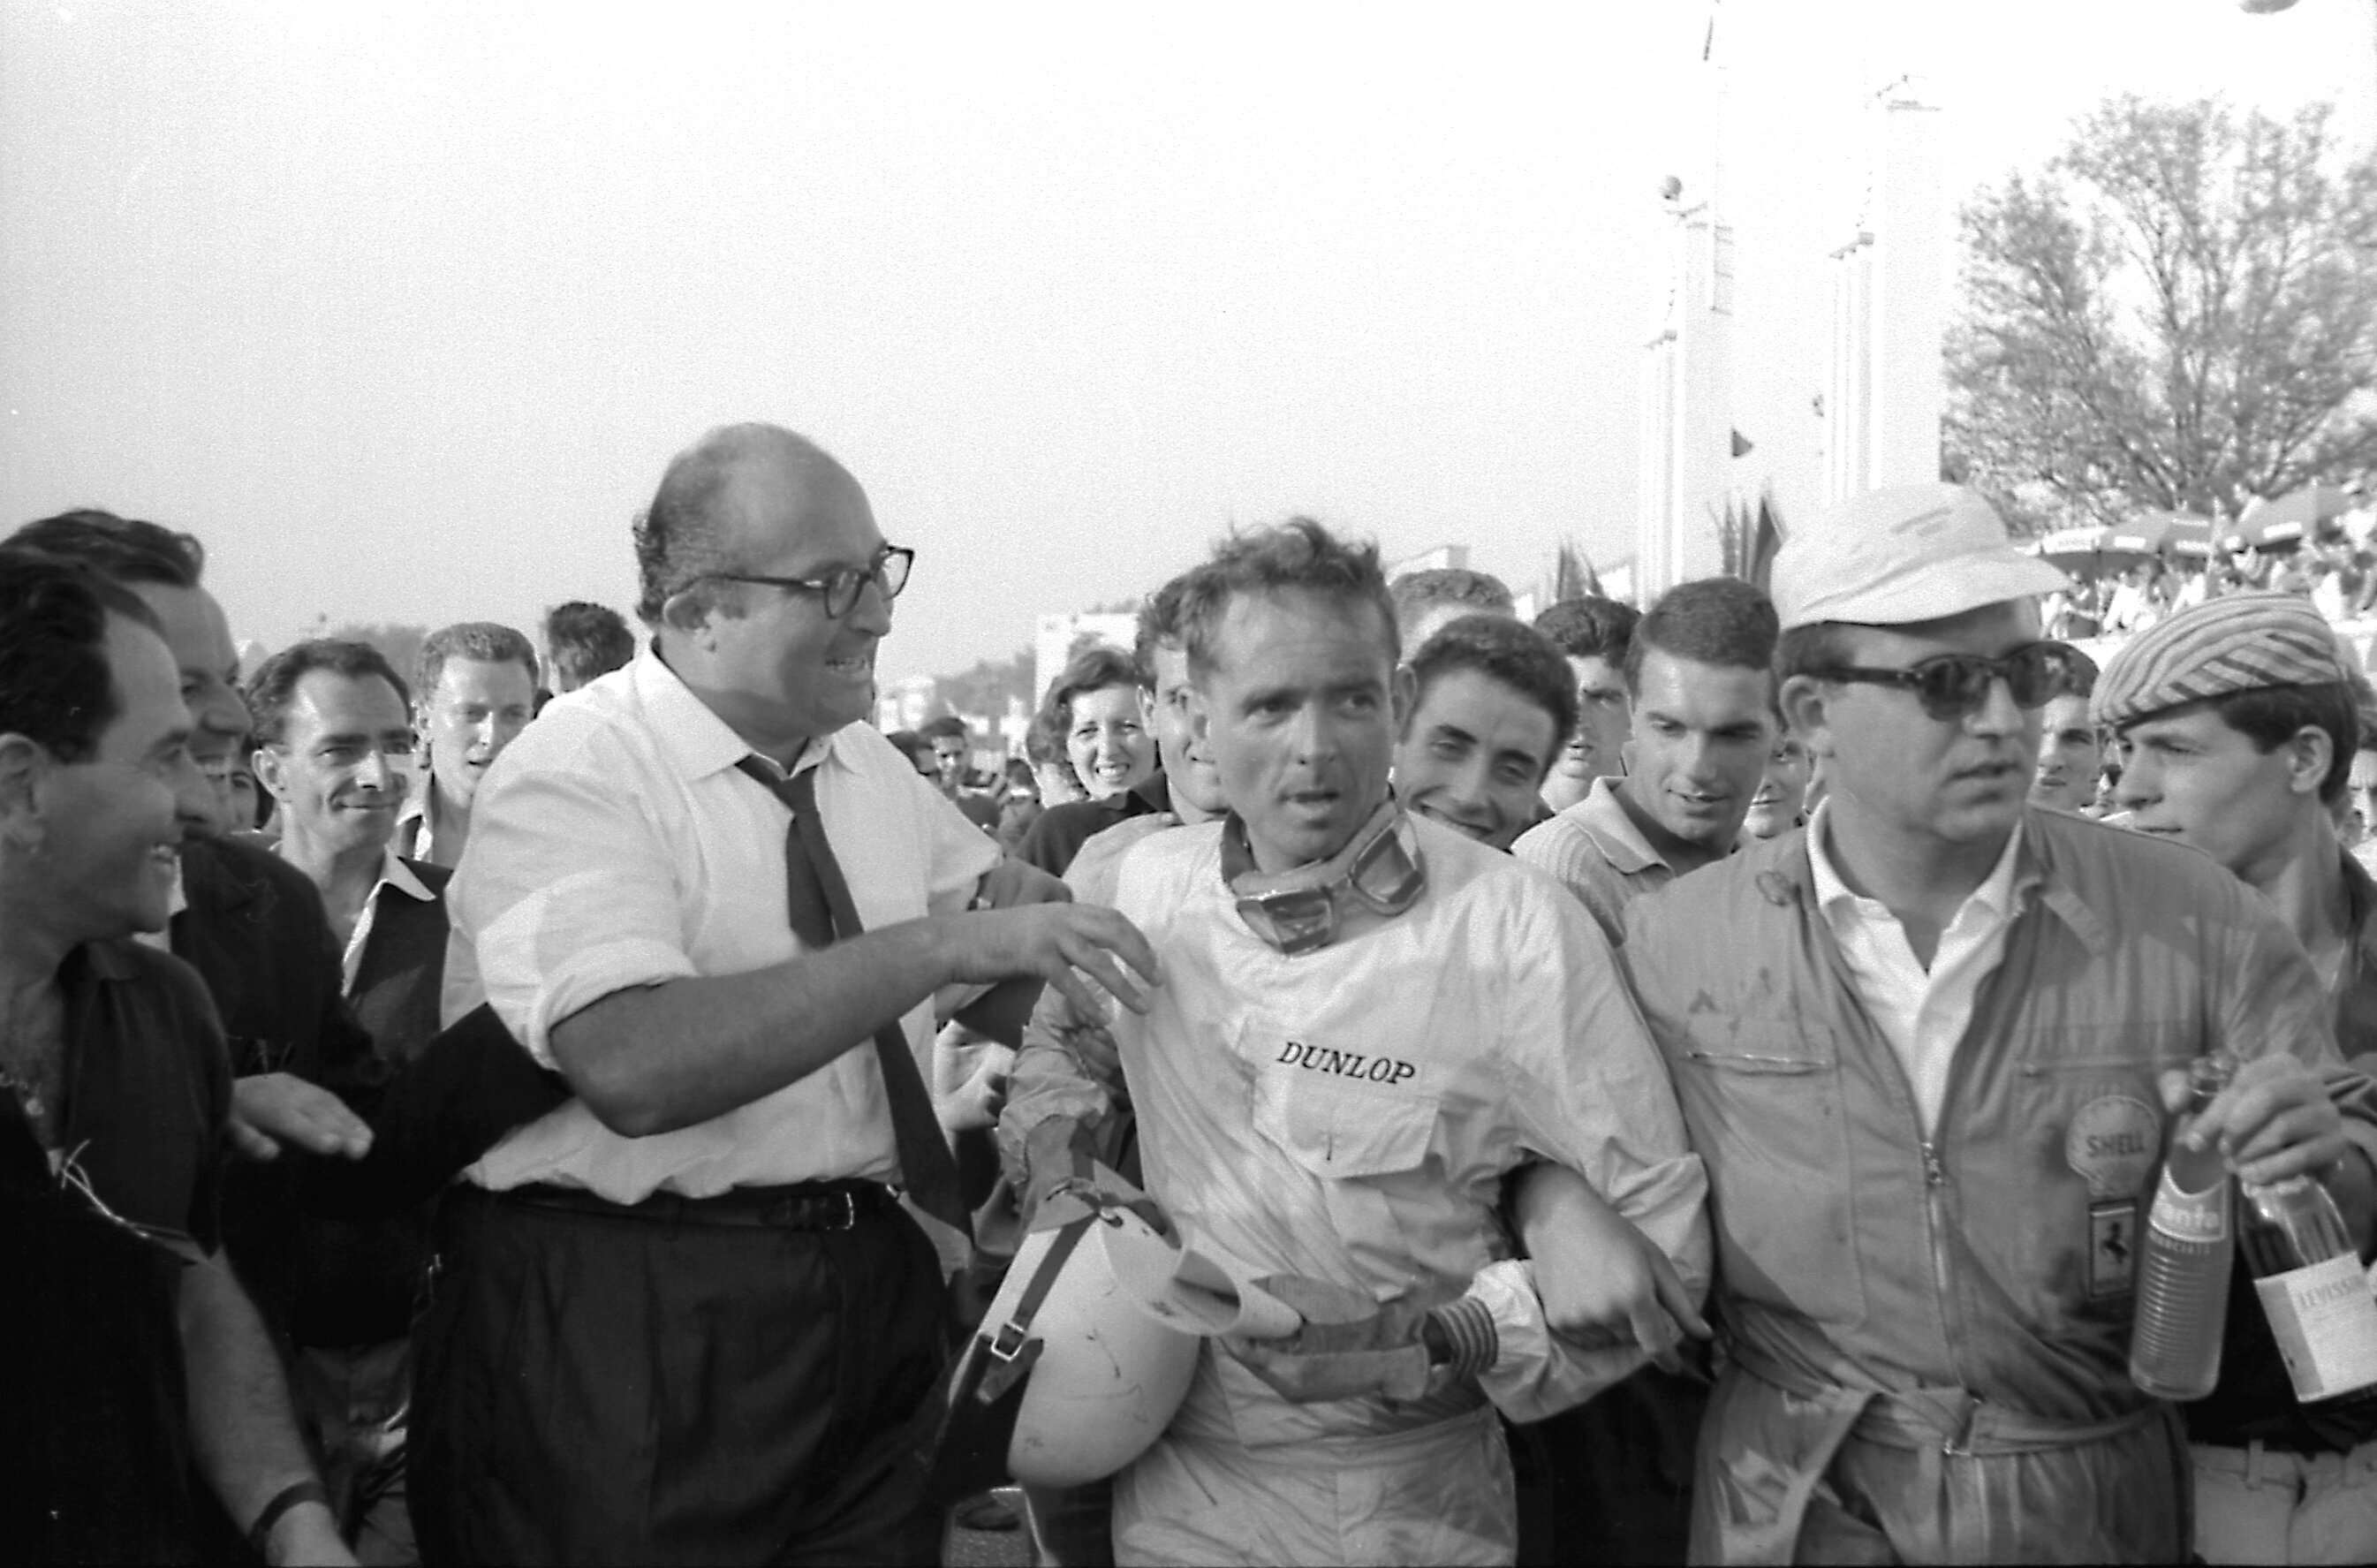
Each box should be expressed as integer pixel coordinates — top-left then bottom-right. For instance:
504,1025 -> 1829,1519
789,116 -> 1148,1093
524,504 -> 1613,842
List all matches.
1809,640 -> 2091,723
708,545 -> 915,619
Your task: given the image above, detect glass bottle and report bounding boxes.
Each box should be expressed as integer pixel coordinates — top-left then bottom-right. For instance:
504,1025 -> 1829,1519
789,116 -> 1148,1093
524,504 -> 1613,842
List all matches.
2238,1174 -> 2377,1404
2130,1053 -> 2237,1402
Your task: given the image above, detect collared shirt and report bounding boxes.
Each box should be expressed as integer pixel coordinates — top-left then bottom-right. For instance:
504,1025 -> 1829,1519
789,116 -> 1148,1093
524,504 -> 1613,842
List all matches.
391,782 -> 444,867
1804,803 -> 2030,1136
275,845 -> 439,996
1510,776 -> 1673,944
444,647 -> 1000,1202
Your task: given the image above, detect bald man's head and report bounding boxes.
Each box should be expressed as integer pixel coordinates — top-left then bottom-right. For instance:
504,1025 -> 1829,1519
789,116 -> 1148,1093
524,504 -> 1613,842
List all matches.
632,423 -> 861,624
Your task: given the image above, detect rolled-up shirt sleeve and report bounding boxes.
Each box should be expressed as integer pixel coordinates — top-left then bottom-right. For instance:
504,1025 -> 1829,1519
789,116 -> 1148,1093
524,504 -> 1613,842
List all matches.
445,759 -> 701,1067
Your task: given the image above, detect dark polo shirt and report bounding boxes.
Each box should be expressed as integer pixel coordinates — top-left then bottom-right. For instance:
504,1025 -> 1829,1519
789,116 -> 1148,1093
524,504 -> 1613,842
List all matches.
1,937 -> 231,1563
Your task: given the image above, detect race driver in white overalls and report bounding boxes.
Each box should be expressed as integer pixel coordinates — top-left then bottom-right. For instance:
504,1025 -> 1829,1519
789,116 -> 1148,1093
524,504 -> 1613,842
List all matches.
1001,519 -> 1710,1565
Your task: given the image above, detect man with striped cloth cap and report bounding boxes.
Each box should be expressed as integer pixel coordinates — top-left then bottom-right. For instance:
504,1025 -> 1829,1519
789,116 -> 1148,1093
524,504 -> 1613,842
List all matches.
2097,591 -> 2377,1564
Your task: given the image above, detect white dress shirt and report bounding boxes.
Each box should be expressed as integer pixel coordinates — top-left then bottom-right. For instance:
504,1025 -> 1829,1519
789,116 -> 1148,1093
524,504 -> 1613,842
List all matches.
443,645 -> 1000,1201
1804,803 -> 2029,1135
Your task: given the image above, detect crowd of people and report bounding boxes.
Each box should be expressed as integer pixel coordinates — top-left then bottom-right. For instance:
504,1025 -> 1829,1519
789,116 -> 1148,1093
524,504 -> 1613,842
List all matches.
6,428 -> 2377,1568
2045,531 -> 2377,642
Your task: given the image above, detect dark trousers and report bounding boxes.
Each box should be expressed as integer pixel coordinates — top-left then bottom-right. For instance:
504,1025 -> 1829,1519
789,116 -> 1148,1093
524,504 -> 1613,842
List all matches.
1512,1364 -> 1707,1565
410,1183 -> 948,1566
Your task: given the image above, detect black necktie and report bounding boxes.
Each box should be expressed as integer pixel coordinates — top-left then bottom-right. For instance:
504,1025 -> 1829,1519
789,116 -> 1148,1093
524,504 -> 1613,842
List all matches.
737,757 -> 968,1235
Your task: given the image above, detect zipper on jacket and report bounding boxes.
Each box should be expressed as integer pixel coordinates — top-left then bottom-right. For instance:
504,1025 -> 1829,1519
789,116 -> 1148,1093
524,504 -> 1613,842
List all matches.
1919,1137 -> 1961,1382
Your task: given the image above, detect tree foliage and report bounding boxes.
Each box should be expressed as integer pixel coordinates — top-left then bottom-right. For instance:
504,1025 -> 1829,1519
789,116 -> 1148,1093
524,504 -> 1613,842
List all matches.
1946,95 -> 2377,531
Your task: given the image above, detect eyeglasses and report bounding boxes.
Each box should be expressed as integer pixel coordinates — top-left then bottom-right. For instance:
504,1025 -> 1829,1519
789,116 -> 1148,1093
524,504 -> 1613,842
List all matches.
1808,640 -> 2089,723
708,545 -> 915,619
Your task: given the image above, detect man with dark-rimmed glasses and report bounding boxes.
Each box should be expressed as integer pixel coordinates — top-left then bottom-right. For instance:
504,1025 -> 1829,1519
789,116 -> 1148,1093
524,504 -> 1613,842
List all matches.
416,422 -> 1159,1564
1620,483 -> 2371,1563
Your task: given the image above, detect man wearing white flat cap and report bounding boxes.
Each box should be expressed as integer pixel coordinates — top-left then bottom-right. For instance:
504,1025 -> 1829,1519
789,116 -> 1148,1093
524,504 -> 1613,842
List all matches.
1620,483 -> 2369,1563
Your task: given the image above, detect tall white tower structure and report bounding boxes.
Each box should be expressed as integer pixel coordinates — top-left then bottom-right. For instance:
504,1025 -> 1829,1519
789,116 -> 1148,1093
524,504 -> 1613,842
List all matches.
1823,80 -> 1947,506
1635,5 -> 1949,598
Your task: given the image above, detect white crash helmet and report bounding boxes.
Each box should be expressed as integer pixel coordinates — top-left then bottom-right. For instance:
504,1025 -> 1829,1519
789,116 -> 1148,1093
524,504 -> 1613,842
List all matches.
972,1198 -> 1200,1487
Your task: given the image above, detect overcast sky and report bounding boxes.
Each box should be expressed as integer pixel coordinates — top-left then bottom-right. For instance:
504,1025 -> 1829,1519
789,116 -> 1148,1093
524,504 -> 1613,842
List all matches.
4,0 -> 2367,681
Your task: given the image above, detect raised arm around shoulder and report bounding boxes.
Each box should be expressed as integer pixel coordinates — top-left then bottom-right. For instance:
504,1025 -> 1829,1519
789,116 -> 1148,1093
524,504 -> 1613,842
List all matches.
552,901 -> 1160,1138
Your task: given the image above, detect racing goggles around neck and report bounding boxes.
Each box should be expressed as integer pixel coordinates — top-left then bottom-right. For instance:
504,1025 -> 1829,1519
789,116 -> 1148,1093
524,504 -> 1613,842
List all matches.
1222,799 -> 1427,958
1811,640 -> 2089,723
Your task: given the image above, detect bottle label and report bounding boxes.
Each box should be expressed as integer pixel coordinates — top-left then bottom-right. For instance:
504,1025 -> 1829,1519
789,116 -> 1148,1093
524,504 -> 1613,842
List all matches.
2254,1254 -> 2377,1402
2147,1172 -> 2229,1245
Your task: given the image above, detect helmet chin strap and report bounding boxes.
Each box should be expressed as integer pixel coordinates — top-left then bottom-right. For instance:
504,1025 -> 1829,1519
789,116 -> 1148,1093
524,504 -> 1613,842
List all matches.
1222,796 -> 1427,957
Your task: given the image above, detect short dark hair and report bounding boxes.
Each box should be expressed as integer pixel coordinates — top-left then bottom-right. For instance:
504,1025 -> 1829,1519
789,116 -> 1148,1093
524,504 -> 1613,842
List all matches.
542,601 -> 634,688
919,715 -> 970,744
1407,614 -> 1577,780
246,640 -> 412,747
1133,572 -> 1195,683
1624,578 -> 1780,697
1045,645 -> 1143,731
414,621 -> 538,703
1177,518 -> 1397,679
884,729 -> 937,772
632,423 -> 846,625
0,549 -> 164,763
2207,684 -> 2359,807
9,509 -> 204,587
1533,595 -> 1639,664
1389,568 -> 1514,642
1775,622 -> 1856,686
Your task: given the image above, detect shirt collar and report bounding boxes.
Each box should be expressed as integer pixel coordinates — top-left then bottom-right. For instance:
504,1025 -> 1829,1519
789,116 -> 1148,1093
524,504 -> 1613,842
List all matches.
270,838 -> 435,904
633,643 -> 856,784
1569,776 -> 1669,877
1805,799 -> 2029,924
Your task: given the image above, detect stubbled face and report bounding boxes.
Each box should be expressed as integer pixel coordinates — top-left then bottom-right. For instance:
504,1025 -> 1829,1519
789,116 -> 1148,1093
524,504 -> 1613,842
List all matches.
1394,666 -> 1559,851
421,656 -> 536,811
1623,648 -> 1777,850
1146,641 -> 1228,816
1192,590 -> 1406,873
1067,684 -> 1154,802
1741,731 -> 1813,842
42,617 -> 200,939
1554,654 -> 1631,786
261,670 -> 415,859
132,582 -> 248,837
1796,600 -> 2045,851
2030,693 -> 2103,814
2113,703 -> 2311,883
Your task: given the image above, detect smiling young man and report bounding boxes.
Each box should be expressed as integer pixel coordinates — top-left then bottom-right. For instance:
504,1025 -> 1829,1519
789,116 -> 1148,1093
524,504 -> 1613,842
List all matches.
0,551 -> 351,1566
1002,518 -> 1707,1565
1622,485 -> 2376,1563
420,423 -> 1156,1564
247,638 -> 455,1564
1512,577 -> 1779,945
2095,592 -> 2377,1566
1392,614 -> 1575,852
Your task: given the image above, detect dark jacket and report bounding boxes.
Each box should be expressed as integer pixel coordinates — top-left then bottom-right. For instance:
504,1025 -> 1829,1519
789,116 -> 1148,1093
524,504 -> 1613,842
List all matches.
1015,772 -> 1170,877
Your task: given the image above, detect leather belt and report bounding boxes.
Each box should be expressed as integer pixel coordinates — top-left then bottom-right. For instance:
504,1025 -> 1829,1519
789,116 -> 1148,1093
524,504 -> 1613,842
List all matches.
483,1178 -> 897,1233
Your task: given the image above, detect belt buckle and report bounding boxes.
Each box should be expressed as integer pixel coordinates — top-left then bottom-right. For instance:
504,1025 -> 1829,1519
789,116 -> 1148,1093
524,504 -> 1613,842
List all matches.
830,1187 -> 859,1231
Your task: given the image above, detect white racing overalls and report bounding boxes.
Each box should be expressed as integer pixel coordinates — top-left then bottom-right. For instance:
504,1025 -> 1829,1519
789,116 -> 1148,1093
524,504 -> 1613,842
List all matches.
1623,809 -> 2366,1564
1003,814 -> 1709,1566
